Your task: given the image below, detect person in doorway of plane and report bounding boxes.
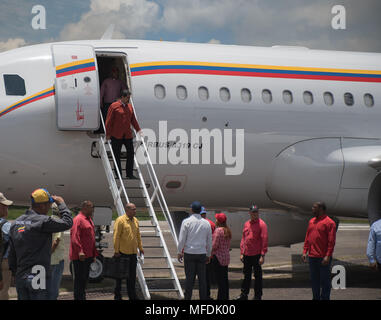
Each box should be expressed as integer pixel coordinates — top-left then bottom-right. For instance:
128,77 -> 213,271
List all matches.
98,67 -> 128,132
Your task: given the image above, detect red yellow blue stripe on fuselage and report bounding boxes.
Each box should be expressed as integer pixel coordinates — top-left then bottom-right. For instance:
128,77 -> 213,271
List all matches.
55,58 -> 96,78
0,87 -> 55,118
130,62 -> 381,83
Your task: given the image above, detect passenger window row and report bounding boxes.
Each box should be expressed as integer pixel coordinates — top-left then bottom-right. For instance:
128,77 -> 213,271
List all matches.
154,84 -> 375,108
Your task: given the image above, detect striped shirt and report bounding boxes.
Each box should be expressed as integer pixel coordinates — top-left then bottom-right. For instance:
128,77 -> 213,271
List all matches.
212,227 -> 231,266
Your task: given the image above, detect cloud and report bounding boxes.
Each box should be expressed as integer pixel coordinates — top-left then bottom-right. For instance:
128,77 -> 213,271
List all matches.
0,38 -> 27,52
159,0 -> 237,33
208,38 -> 221,44
157,0 -> 381,51
59,0 -> 161,40
0,0 -> 379,53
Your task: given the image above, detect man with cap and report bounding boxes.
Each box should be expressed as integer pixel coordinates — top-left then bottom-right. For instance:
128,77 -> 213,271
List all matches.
0,192 -> 13,298
236,204 -> 268,300
177,201 -> 212,300
201,206 -> 216,234
8,188 -> 73,300
106,88 -> 143,179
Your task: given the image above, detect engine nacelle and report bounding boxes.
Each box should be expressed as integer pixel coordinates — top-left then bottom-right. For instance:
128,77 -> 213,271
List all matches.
266,138 -> 381,220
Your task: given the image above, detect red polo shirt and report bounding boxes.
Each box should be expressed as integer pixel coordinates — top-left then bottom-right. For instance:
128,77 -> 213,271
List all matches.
105,100 -> 141,139
206,218 -> 216,234
240,218 -> 268,256
69,212 -> 98,261
303,215 -> 336,258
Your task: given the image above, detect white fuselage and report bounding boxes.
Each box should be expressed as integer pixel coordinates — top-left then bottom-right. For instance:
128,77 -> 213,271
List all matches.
1,40 -> 380,246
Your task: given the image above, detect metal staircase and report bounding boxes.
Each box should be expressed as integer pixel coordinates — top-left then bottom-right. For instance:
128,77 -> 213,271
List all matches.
98,106 -> 184,300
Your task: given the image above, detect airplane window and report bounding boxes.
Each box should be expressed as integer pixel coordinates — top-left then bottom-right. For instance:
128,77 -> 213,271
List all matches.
262,89 -> 272,104
303,91 -> 313,105
198,86 -> 209,101
176,85 -> 187,100
220,87 -> 231,102
3,74 -> 26,96
344,92 -> 354,106
282,90 -> 293,104
241,88 -> 252,103
324,92 -> 334,106
154,84 -> 166,100
364,93 -> 374,107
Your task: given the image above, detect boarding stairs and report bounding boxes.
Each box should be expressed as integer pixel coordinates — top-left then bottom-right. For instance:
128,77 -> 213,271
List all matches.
97,105 -> 184,300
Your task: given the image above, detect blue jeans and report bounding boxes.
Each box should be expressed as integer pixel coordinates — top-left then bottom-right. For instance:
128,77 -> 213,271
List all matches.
308,257 -> 332,300
16,275 -> 48,300
47,260 -> 64,300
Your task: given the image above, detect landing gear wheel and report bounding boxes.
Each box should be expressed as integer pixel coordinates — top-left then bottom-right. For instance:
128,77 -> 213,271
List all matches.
89,255 -> 104,283
69,255 -> 104,283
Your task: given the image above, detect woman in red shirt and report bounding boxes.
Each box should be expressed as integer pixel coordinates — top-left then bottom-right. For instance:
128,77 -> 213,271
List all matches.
211,213 -> 231,300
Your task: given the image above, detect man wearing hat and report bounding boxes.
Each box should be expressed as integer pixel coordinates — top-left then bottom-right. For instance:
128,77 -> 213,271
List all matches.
177,201 -> 212,300
106,88 -> 143,179
8,188 -> 73,300
236,204 -> 268,300
0,192 -> 13,299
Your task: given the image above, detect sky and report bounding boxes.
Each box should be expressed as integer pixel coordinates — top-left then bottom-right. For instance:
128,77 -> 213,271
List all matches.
0,0 -> 380,53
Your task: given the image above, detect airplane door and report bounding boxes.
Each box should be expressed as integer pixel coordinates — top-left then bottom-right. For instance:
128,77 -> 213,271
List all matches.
51,44 -> 100,130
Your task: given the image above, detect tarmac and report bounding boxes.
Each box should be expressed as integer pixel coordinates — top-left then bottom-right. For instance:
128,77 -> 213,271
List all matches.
6,221 -> 381,300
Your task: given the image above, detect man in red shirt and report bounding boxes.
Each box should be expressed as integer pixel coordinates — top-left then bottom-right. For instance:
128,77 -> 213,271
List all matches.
302,202 -> 336,300
69,200 -> 98,300
106,89 -> 142,179
236,204 -> 268,300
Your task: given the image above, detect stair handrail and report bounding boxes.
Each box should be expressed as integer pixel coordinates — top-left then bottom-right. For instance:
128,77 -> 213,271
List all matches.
130,98 -> 179,247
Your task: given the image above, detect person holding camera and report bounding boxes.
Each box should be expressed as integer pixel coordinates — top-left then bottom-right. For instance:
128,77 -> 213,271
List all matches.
8,188 -> 73,300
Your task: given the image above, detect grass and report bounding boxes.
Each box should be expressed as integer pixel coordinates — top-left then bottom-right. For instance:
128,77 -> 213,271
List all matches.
7,206 -> 165,221
7,206 -> 29,220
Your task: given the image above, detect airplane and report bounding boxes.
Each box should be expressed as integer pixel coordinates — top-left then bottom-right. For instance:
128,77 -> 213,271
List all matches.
0,39 -> 380,249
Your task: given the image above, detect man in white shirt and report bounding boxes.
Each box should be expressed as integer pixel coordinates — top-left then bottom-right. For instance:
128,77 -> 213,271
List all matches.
177,201 -> 212,300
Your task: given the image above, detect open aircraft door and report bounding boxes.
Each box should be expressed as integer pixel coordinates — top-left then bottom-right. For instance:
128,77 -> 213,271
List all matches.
51,44 -> 100,130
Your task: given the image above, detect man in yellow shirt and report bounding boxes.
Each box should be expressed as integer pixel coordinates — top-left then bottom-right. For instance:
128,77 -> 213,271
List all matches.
113,203 -> 144,300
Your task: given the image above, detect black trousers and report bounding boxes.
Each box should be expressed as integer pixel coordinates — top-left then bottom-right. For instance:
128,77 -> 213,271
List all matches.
110,137 -> 134,177
241,254 -> 263,299
114,254 -> 137,300
184,253 -> 207,300
205,258 -> 213,298
72,257 -> 93,300
211,256 -> 229,300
